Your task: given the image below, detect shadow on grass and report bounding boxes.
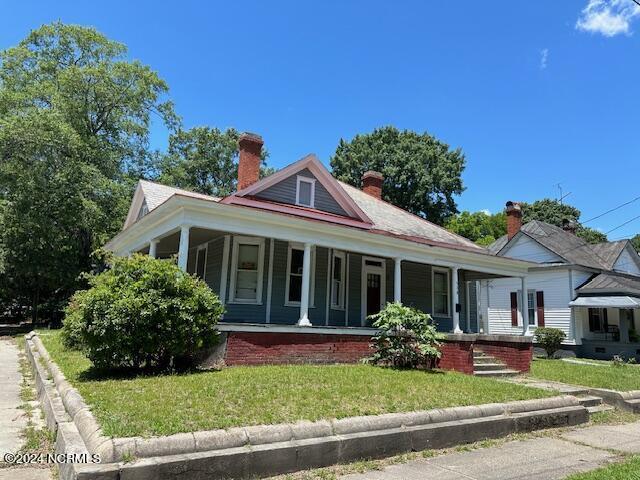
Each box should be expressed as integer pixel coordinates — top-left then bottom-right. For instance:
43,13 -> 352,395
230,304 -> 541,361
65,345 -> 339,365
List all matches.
76,363 -> 215,382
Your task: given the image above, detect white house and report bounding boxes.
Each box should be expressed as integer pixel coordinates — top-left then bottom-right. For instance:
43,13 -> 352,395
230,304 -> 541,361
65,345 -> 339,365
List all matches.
479,201 -> 640,359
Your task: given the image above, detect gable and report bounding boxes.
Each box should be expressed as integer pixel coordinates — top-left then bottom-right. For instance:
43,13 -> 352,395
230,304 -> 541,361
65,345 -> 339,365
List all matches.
226,154 -> 371,223
501,233 -> 565,263
613,245 -> 640,276
255,168 -> 348,216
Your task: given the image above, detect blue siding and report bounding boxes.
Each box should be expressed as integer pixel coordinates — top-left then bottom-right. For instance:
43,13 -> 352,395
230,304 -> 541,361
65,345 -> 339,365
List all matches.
347,253 -> 362,327
204,237 -> 224,295
256,168 -> 348,217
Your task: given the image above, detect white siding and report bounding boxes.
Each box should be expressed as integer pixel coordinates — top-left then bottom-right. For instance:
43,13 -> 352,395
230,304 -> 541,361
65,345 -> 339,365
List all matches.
482,269 -> 576,344
613,247 -> 640,276
501,234 -> 564,263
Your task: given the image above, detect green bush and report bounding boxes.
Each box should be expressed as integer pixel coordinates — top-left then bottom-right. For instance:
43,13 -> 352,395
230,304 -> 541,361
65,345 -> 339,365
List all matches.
368,302 -> 443,369
61,254 -> 224,370
535,327 -> 566,359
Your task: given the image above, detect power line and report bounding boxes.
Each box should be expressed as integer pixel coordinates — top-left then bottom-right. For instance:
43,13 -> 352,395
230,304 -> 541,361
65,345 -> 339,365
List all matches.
605,213 -> 640,235
581,195 -> 640,224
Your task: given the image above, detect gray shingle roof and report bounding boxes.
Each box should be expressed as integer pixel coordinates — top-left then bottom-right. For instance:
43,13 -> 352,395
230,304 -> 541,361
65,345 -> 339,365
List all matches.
139,180 -> 220,210
488,220 -> 629,270
577,273 -> 640,297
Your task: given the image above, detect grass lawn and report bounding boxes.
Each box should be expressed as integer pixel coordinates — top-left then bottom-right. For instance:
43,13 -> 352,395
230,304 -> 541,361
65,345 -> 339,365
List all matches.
565,456 -> 640,480
38,330 -> 553,438
530,359 -> 640,392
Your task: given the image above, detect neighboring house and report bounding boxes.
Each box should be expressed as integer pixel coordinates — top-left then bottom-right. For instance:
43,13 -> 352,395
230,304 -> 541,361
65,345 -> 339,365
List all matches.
105,133 -> 533,364
480,201 -> 640,360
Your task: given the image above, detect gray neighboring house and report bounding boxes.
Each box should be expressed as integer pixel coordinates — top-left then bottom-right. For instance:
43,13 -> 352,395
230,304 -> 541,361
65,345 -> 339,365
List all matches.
479,201 -> 640,360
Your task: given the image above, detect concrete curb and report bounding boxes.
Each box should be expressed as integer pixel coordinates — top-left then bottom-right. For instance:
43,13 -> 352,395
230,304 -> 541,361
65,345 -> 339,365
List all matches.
588,387 -> 640,412
26,331 -> 589,480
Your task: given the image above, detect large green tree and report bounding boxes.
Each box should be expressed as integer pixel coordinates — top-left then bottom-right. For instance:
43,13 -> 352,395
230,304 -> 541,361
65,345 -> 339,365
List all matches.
0,22 -> 177,321
445,211 -> 506,246
631,234 -> 640,252
330,126 -> 466,225
155,127 -> 272,197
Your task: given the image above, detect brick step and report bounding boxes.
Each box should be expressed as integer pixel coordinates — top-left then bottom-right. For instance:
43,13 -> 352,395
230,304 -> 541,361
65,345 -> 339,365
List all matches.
473,363 -> 508,372
473,356 -> 501,364
576,395 -> 602,408
473,369 -> 520,378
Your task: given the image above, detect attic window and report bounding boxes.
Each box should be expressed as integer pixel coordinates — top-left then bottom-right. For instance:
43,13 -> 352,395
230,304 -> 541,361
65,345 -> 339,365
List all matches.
137,201 -> 149,221
296,176 -> 316,208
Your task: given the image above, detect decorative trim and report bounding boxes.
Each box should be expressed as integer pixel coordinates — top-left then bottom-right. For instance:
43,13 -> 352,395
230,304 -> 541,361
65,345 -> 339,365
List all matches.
228,236 -> 265,305
265,239 -> 275,323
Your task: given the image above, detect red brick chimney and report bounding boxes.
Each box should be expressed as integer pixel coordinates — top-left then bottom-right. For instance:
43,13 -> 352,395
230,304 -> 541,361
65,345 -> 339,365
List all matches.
562,219 -> 577,235
362,171 -> 384,199
237,132 -> 263,191
505,201 -> 523,240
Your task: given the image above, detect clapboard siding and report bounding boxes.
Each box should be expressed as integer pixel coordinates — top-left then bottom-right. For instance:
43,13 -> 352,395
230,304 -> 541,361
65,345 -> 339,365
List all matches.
204,237 -> 224,294
255,168 -> 348,217
347,253 -> 362,327
483,269 -> 576,343
613,247 -> 640,276
502,234 -> 564,263
401,262 -> 430,313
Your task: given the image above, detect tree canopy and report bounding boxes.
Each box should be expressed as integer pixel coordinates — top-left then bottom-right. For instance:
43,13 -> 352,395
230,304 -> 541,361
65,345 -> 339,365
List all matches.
0,22 -> 176,320
330,126 -> 465,225
631,235 -> 640,253
445,211 -> 506,246
154,127 -> 272,197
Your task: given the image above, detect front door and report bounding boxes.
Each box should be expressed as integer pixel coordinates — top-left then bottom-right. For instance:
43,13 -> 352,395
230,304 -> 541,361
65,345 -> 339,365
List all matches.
362,257 -> 386,326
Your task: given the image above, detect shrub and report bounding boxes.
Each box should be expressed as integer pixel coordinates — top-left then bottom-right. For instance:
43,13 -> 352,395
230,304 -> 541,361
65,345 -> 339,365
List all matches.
368,302 -> 443,369
535,327 -> 566,359
61,254 -> 224,370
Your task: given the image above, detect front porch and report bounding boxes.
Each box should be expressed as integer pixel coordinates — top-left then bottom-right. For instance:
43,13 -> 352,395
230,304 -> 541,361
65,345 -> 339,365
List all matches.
136,225 -> 531,336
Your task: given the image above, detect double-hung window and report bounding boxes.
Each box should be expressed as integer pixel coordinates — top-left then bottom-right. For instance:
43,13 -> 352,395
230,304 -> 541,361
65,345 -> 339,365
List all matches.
588,308 -> 607,333
285,243 -> 315,306
331,251 -> 346,309
432,268 -> 450,316
296,176 -> 316,208
527,291 -> 536,326
229,237 -> 264,304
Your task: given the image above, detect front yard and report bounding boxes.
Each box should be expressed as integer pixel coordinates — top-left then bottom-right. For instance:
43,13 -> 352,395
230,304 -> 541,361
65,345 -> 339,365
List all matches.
39,330 -> 552,438
530,359 -> 640,391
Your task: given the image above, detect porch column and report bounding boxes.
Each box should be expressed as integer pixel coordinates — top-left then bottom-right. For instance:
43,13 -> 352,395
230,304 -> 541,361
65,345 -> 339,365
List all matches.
149,239 -> 158,259
177,225 -> 191,271
452,266 -> 462,334
394,258 -> 402,303
521,276 -> 531,336
297,243 -> 313,326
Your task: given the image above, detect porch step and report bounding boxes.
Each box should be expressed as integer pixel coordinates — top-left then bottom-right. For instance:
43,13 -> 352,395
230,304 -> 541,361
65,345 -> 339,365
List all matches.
473,356 -> 500,364
577,395 -> 603,408
473,363 -> 509,372
622,399 -> 640,413
587,405 -> 615,415
473,369 -> 520,378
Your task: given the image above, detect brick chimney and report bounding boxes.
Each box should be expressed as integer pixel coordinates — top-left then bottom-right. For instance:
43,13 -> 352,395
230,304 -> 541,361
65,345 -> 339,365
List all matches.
362,171 -> 384,199
505,201 -> 523,240
562,219 -> 577,235
237,132 -> 263,191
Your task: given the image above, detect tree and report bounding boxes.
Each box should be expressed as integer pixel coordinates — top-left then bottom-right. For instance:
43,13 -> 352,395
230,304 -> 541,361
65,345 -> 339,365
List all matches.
445,211 -> 506,246
521,199 -> 607,244
631,235 -> 640,253
155,127 -> 271,197
0,22 -> 177,321
330,126 -> 465,225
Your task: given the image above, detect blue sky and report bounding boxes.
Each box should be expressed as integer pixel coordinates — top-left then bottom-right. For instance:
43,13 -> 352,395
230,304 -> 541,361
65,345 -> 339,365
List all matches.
2,1 -> 639,238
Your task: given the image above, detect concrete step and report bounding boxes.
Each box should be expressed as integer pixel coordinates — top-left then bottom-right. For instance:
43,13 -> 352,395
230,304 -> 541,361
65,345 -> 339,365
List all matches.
623,399 -> 640,413
587,405 -> 615,414
473,356 -> 500,364
473,363 -> 508,372
474,369 -> 520,378
576,395 -> 602,408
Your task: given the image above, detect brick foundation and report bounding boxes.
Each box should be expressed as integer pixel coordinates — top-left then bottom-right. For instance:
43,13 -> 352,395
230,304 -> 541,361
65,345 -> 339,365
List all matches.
222,330 -> 533,374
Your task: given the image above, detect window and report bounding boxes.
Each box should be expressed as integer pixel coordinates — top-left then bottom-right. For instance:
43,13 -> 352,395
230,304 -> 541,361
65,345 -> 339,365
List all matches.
527,291 -> 536,326
285,243 -> 315,306
432,268 -> 450,316
229,237 -> 264,304
331,251 -> 346,309
136,201 -> 149,221
195,245 -> 207,280
589,308 -> 608,333
296,176 -> 316,208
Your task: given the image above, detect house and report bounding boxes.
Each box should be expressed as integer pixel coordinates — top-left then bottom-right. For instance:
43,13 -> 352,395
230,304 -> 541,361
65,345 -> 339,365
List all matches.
480,201 -> 640,360
105,132 -> 534,369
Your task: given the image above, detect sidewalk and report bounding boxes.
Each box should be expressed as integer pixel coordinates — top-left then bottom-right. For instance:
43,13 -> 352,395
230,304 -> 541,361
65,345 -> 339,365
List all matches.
341,421 -> 640,479
0,337 -> 50,480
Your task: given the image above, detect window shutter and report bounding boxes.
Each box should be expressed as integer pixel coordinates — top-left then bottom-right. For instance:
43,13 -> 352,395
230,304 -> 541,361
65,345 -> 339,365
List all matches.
510,292 -> 518,326
536,291 -> 545,327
